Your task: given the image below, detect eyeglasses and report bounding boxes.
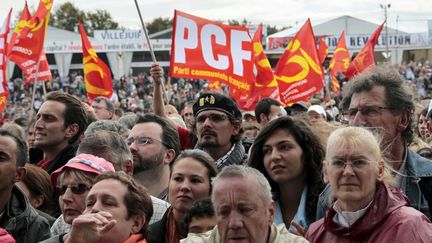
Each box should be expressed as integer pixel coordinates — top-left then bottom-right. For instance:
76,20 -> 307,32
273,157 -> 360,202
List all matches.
328,159 -> 371,170
127,135 -> 168,147
183,112 -> 194,117
196,113 -> 229,123
56,183 -> 90,195
346,106 -> 392,120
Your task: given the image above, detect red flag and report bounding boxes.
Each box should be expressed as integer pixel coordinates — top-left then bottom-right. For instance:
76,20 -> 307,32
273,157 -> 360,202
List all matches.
9,3 -> 52,83
0,9 -> 12,113
79,22 -> 113,100
234,24 -> 280,110
7,0 -> 53,64
345,23 -> 384,79
328,32 -> 350,93
170,10 -> 255,97
318,37 -> 328,64
274,19 -> 324,104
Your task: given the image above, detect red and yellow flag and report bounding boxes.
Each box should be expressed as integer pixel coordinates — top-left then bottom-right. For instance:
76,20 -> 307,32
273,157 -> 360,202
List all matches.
208,80 -> 222,91
328,32 -> 350,93
234,24 -> 280,110
0,9 -> 12,113
274,19 -> 324,104
345,23 -> 384,79
9,3 -> 52,83
318,37 -> 328,65
7,0 -> 53,64
78,22 -> 113,101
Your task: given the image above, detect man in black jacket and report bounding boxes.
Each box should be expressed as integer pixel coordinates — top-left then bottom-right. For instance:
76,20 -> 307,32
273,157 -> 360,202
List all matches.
0,129 -> 51,242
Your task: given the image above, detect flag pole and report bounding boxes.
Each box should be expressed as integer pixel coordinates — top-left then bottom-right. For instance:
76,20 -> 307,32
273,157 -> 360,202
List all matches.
30,59 -> 41,114
133,0 -> 168,105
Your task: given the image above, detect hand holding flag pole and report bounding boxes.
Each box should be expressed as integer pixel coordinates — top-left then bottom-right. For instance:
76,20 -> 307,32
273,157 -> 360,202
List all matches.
134,0 -> 168,104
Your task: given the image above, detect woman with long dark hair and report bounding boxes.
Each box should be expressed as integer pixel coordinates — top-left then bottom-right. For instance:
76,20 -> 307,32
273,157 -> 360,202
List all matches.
249,116 -> 324,232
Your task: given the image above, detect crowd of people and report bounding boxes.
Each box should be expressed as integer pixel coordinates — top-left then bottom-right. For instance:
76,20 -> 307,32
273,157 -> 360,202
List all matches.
0,61 -> 432,243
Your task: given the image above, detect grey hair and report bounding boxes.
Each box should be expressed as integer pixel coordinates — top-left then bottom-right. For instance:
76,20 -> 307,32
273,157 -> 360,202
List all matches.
118,113 -> 138,130
78,130 -> 132,171
85,120 -> 130,139
211,165 -> 272,205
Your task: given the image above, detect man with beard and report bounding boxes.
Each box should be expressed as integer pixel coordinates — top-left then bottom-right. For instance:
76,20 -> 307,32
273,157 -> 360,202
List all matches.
128,114 -> 180,201
193,93 -> 246,170
317,67 -> 432,220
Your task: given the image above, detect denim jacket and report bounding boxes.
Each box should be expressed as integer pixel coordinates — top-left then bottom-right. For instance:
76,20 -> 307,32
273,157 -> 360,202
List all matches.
316,148 -> 432,220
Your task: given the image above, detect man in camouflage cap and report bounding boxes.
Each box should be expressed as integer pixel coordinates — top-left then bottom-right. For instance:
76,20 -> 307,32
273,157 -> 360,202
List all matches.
193,92 -> 246,170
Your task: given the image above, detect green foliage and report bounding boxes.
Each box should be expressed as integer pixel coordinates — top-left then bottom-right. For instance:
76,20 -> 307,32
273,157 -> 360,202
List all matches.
146,17 -> 172,35
49,1 -> 120,36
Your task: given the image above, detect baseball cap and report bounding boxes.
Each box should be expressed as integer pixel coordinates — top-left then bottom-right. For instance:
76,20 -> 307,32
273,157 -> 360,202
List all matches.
51,153 -> 115,186
308,105 -> 327,118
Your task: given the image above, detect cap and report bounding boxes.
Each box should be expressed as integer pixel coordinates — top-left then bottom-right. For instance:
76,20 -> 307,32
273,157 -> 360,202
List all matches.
51,153 -> 115,186
308,105 -> 327,118
193,93 -> 242,120
291,101 -> 309,111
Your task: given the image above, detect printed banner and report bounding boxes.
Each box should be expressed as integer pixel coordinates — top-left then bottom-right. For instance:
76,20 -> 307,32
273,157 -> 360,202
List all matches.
170,10 -> 255,96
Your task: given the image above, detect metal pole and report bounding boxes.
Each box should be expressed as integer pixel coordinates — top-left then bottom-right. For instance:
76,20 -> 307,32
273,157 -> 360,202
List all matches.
133,0 -> 168,104
381,3 -> 391,63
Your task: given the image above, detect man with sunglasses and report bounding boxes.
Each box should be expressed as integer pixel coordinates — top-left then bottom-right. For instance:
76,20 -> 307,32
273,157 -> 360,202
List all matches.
128,114 -> 180,201
193,92 -> 246,170
316,67 -> 432,220
0,129 -> 51,242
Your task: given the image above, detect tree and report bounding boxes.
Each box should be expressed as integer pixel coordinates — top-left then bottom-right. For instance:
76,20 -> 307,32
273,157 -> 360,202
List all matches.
267,25 -> 291,36
146,17 -> 172,35
227,18 -> 249,26
86,10 -> 119,35
49,2 -> 86,32
49,1 -> 120,36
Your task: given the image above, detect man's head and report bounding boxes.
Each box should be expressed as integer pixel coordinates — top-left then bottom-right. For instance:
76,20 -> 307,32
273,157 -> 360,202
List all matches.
128,114 -> 180,174
34,91 -> 88,148
340,67 -> 414,146
193,93 -> 242,151
181,104 -> 194,129
91,96 -> 114,120
307,105 -> 327,124
85,171 -> 153,241
255,98 -> 283,126
0,129 -> 28,192
211,165 -> 275,243
78,130 -> 133,174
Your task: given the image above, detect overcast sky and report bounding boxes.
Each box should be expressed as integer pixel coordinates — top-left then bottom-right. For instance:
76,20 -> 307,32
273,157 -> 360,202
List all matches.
1,0 -> 431,33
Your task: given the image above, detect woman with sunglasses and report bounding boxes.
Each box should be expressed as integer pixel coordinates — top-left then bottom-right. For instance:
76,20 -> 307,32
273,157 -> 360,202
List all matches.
41,153 -> 115,243
306,126 -> 432,242
149,149 -> 217,243
249,116 -> 325,233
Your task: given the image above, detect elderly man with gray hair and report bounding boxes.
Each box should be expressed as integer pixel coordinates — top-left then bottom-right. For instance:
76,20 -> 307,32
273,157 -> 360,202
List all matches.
181,165 -> 308,243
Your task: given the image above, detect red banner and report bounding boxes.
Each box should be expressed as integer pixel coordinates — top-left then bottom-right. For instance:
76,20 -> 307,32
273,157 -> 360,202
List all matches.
79,22 -> 113,101
328,32 -> 350,93
318,37 -> 328,65
274,19 -> 324,104
0,10 -> 12,113
10,3 -> 52,83
23,50 -> 52,83
7,0 -> 53,65
345,23 -> 384,79
234,24 -> 280,110
170,10 -> 255,96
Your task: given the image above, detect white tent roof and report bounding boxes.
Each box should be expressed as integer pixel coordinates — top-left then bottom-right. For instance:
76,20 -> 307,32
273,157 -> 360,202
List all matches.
268,15 -> 407,38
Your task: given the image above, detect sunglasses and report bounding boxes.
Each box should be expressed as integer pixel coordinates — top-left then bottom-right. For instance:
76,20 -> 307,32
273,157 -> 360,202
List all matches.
196,113 -> 229,123
56,183 -> 91,195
